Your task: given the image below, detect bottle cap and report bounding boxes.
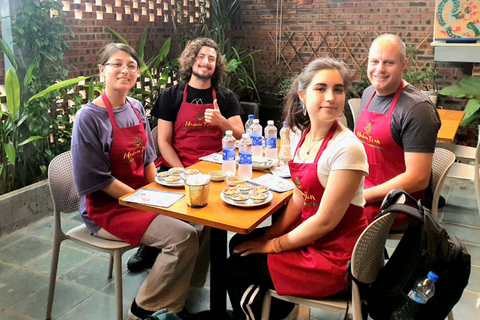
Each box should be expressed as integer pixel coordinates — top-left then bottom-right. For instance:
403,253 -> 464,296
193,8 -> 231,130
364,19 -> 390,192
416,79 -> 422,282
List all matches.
267,120 -> 274,125
427,271 -> 439,282
242,133 -> 249,138
248,114 -> 254,119
253,119 -> 259,123
225,130 -> 233,135
283,121 -> 287,127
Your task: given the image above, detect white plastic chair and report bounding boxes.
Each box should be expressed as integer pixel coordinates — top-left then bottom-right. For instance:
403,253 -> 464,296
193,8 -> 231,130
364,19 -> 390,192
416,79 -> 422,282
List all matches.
348,98 -> 362,128
151,126 -> 162,158
45,151 -> 133,320
431,148 -> 456,216
260,213 -> 397,320
436,141 -> 475,164
446,138 -> 480,219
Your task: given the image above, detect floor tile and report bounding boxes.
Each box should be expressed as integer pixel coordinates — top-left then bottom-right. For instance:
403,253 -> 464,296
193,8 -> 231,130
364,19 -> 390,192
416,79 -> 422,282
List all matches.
450,290 -> 480,319
0,267 -> 48,309
467,266 -> 480,293
445,223 -> 480,246
0,261 -> 12,275
100,268 -> 149,303
62,255 -> 115,290
24,246 -> 93,276
0,308 -> 39,320
0,235 -> 52,266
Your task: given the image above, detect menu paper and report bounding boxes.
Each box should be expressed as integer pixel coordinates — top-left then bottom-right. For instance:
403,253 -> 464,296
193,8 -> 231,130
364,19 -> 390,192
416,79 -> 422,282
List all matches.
199,152 -> 223,164
269,165 -> 291,178
248,174 -> 294,193
123,189 -> 185,208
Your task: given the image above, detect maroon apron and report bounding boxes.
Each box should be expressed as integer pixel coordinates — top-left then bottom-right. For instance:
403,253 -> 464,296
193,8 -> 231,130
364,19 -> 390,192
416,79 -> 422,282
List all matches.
156,84 -> 223,168
268,121 -> 368,298
86,93 -> 157,246
355,83 -> 424,225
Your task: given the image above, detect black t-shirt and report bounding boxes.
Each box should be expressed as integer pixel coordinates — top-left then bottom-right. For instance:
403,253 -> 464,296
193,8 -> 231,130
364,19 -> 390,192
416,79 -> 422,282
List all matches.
151,82 -> 243,122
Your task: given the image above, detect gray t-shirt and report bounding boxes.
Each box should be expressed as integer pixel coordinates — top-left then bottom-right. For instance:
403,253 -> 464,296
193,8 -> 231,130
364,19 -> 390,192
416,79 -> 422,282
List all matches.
72,98 -> 156,233
360,84 -> 441,153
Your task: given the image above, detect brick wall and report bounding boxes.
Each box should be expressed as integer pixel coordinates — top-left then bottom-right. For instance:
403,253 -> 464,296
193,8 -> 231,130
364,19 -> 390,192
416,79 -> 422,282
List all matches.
230,0 -> 479,97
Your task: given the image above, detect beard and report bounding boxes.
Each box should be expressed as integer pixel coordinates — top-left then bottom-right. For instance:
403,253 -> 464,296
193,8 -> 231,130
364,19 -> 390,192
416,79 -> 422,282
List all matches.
192,69 -> 214,80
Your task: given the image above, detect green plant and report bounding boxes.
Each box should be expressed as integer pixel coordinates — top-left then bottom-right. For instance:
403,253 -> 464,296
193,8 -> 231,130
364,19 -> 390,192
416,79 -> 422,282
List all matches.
277,78 -> 294,100
404,45 -> 438,92
439,76 -> 480,126
352,66 -> 371,98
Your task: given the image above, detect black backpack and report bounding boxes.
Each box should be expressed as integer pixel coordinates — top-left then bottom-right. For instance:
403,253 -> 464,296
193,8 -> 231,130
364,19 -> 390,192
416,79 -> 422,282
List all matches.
365,189 -> 471,320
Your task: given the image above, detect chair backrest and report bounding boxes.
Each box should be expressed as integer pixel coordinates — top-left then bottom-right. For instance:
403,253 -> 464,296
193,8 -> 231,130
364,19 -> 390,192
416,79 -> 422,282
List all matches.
348,98 -> 362,127
351,212 -> 396,284
48,150 -> 80,214
151,126 -> 161,157
431,147 -> 455,215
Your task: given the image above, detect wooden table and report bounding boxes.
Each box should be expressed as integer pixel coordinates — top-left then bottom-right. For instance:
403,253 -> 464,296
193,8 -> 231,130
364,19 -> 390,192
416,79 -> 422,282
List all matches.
119,161 -> 293,317
437,109 -> 465,143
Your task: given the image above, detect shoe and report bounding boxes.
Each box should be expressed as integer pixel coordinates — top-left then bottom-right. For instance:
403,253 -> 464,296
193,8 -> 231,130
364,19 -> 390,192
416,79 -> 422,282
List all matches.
127,244 -> 162,272
240,285 -> 264,320
127,299 -> 154,319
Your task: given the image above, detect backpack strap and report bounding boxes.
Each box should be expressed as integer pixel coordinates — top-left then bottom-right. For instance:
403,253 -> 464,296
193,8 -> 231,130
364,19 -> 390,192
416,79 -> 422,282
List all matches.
376,189 -> 425,222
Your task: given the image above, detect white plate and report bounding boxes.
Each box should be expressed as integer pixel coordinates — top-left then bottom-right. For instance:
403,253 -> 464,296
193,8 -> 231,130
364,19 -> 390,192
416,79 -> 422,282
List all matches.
252,157 -> 278,170
220,191 -> 273,207
155,176 -> 185,187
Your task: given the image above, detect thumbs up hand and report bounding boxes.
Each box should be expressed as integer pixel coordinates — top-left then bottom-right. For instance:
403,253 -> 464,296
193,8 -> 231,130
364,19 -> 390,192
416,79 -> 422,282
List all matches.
204,99 -> 224,125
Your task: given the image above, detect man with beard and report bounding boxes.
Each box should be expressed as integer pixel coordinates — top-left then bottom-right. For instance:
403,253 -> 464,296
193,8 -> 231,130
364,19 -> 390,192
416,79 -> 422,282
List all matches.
127,38 -> 244,273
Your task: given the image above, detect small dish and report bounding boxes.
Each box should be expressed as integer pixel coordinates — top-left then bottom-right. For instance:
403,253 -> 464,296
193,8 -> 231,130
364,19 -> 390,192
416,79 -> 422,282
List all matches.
157,171 -> 171,178
253,185 -> 269,193
231,194 -> 249,204
250,192 -> 268,203
184,168 -> 200,175
236,183 -> 253,194
209,171 -> 227,182
164,175 -> 181,183
169,167 -> 185,175
222,187 -> 239,197
226,176 -> 246,186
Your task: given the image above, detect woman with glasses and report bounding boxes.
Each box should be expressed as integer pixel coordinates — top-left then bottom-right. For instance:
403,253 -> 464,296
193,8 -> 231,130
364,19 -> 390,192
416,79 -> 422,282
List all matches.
71,43 -> 206,319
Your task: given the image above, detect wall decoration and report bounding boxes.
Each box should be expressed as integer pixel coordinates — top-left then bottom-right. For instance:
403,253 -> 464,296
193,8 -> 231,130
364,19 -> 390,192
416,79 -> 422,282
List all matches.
435,0 -> 480,41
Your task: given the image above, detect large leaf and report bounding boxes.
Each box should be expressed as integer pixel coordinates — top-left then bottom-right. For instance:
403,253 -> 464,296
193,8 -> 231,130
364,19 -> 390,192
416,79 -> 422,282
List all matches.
28,76 -> 90,102
440,77 -> 480,100
18,136 -> 44,146
4,143 -> 15,166
108,27 -> 129,45
149,37 -> 171,69
24,65 -> 34,86
5,69 -> 21,117
0,38 -> 18,70
139,28 -> 148,61
460,99 -> 480,126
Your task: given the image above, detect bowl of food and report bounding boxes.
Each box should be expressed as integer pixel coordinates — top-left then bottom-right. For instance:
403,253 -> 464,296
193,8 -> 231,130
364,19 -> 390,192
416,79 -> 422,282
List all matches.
226,176 -> 246,186
222,187 -> 239,198
184,168 -> 200,175
157,171 -> 171,179
231,194 -> 249,204
208,171 -> 227,182
169,167 -> 185,175
250,192 -> 268,203
253,185 -> 269,193
164,175 -> 181,183
236,183 -> 253,194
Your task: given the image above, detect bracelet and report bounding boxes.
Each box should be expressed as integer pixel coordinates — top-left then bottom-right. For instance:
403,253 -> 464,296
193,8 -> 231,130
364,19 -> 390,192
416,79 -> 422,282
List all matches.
272,237 -> 285,254
265,229 -> 273,240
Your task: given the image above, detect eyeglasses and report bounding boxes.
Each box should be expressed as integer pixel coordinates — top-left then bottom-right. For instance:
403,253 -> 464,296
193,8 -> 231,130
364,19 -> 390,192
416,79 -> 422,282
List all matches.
103,62 -> 139,73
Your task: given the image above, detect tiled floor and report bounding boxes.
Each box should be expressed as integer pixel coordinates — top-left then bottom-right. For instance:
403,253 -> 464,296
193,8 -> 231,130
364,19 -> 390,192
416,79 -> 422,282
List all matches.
0,177 -> 479,320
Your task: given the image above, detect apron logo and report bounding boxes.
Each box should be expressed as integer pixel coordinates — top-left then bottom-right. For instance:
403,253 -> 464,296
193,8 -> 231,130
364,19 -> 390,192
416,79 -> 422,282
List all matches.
365,122 -> 372,135
294,176 -> 302,191
133,136 -> 143,149
356,126 -> 383,150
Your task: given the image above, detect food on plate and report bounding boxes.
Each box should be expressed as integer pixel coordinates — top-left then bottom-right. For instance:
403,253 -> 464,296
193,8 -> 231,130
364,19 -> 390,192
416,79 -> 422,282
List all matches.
226,175 -> 246,186
165,176 -> 181,183
231,194 -> 249,203
222,187 -> 239,197
250,192 -> 268,203
209,171 -> 227,182
253,185 -> 269,193
157,171 -> 171,178
169,167 -> 184,174
185,169 -> 200,175
236,183 -> 253,193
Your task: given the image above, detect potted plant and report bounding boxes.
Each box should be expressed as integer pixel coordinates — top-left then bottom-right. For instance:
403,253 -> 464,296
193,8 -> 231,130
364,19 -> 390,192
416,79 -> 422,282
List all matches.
439,76 -> 480,126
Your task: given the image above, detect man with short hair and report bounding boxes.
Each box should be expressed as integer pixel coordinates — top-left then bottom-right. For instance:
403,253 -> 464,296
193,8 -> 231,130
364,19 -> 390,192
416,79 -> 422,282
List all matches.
128,38 -> 244,272
355,34 -> 441,225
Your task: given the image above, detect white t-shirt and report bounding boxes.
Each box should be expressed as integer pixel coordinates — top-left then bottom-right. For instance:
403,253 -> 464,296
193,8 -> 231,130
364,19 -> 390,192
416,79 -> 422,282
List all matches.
293,127 -> 369,207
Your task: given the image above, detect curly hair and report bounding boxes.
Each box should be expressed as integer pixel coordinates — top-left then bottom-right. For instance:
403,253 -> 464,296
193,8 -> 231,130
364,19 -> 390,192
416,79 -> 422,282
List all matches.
179,38 -> 226,88
283,57 -> 351,132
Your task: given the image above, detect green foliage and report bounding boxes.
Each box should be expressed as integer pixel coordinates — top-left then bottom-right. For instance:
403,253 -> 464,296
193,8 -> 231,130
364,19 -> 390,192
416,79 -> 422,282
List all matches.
403,45 -> 438,91
352,66 -> 371,98
439,76 -> 480,126
277,78 -> 294,100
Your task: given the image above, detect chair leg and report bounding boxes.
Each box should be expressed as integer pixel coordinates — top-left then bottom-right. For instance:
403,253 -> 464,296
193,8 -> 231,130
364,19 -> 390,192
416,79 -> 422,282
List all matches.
108,254 -> 114,279
114,250 -> 124,320
45,239 -> 62,320
297,305 -> 311,320
447,310 -> 454,320
261,290 -> 273,320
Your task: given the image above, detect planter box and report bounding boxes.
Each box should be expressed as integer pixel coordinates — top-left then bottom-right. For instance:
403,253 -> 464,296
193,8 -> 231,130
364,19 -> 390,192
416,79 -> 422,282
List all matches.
0,180 -> 53,238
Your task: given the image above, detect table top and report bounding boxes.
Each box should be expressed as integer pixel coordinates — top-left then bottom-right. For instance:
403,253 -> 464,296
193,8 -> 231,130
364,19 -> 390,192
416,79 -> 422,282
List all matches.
437,109 -> 465,143
119,161 -> 293,234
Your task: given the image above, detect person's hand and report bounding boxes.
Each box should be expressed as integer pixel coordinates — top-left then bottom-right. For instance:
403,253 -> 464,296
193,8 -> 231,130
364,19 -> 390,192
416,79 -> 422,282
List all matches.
204,99 -> 224,126
233,237 -> 275,256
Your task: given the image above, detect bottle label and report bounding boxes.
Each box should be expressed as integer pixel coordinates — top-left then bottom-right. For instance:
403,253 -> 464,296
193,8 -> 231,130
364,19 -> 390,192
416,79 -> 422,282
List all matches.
223,148 -> 236,161
266,137 -> 277,149
408,291 -> 427,304
252,136 -> 262,147
239,152 -> 252,165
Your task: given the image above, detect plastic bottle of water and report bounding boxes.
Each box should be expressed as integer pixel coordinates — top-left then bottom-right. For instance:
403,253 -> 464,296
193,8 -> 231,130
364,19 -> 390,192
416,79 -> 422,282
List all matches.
279,121 -> 292,166
238,133 -> 252,179
391,271 -> 438,320
264,120 -> 278,159
245,114 -> 254,138
222,130 -> 236,177
251,119 -> 263,157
